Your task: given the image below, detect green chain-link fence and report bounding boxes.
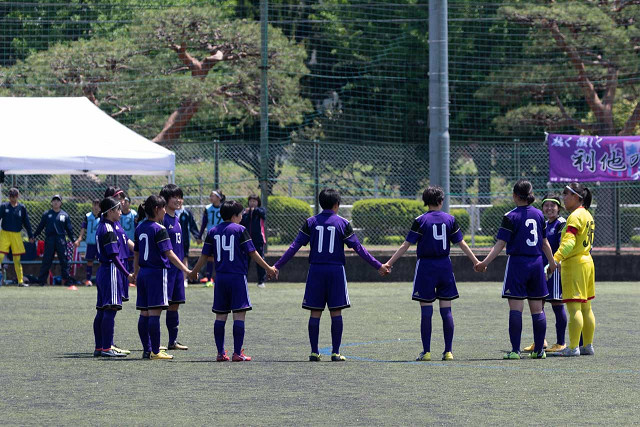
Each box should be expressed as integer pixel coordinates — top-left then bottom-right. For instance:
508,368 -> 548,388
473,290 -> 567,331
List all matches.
2,1 -> 640,249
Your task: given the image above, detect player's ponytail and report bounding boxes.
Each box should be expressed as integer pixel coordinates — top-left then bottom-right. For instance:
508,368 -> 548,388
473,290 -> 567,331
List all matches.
136,195 -> 166,224
581,186 -> 592,210
513,179 -> 535,205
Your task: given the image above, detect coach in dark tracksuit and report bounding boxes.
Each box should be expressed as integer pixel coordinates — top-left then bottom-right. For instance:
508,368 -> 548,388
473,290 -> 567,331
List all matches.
33,195 -> 77,285
240,194 -> 267,288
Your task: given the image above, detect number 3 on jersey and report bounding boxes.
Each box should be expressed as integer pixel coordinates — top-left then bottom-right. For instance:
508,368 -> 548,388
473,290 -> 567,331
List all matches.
525,219 -> 538,247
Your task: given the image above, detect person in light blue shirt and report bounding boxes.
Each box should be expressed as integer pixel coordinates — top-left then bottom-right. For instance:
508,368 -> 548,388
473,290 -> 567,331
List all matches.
197,190 -> 225,286
120,195 -> 137,272
74,199 -> 101,286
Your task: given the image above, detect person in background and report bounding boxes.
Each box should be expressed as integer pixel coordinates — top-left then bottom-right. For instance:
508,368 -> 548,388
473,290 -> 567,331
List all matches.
240,194 -> 267,288
120,195 -> 137,278
197,190 -> 225,287
34,195 -> 78,286
0,187 -> 34,287
74,199 -> 101,286
177,204 -> 200,287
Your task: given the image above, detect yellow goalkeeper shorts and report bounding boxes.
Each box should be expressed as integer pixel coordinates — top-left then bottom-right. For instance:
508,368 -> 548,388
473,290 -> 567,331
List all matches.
0,230 -> 26,255
560,257 -> 595,303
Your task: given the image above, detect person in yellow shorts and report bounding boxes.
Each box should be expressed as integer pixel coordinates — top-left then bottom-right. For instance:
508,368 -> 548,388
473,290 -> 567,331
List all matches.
0,188 -> 35,287
551,182 -> 595,357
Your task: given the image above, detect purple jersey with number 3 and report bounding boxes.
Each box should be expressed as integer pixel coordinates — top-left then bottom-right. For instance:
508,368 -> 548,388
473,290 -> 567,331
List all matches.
406,211 -> 463,257
134,221 -> 173,269
496,206 -> 547,256
202,222 -> 255,275
163,212 -> 184,261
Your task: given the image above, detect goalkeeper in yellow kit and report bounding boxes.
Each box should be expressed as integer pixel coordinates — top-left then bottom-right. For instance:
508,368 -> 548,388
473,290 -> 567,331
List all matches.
551,182 -> 595,357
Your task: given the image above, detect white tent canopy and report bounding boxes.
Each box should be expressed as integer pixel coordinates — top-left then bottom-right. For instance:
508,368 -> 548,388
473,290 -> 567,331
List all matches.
0,97 -> 175,176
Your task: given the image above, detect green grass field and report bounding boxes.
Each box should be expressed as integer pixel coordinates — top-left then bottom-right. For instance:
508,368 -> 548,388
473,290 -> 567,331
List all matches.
1,281 -> 639,425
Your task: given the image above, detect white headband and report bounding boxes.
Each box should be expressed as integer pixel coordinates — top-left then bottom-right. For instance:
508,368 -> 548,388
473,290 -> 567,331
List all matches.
565,185 -> 582,198
212,191 -> 222,199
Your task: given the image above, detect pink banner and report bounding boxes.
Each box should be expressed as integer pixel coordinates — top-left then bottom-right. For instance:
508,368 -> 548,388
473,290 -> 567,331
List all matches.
548,133 -> 640,182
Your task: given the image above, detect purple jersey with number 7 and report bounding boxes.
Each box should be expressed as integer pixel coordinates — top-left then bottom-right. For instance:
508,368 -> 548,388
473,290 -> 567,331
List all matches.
406,211 -> 463,257
202,222 -> 255,275
134,221 -> 173,269
496,206 -> 547,256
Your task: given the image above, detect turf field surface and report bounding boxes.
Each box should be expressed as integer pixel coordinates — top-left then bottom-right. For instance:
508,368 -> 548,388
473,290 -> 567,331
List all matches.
1,282 -> 638,425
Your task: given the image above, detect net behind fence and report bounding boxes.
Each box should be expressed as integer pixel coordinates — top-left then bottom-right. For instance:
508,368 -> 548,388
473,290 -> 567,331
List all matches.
1,1 -> 640,250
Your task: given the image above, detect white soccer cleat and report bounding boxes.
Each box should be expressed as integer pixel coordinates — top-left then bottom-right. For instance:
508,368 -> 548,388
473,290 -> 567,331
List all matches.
553,346 -> 580,357
579,344 -> 595,356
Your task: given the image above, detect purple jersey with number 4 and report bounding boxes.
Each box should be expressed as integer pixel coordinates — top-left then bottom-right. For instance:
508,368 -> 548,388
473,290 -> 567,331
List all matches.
496,206 -> 547,256
202,222 -> 255,275
406,211 -> 463,257
163,212 -> 184,262
134,221 -> 173,269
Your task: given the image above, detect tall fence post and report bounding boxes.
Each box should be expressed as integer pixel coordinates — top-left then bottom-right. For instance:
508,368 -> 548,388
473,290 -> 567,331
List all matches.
314,140 -> 320,215
429,0 -> 450,212
214,139 -> 219,190
259,0 -> 269,251
615,183 -> 620,255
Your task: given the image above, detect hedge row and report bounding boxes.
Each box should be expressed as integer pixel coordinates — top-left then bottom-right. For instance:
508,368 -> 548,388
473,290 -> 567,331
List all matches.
351,199 -> 470,244
267,196 -> 313,243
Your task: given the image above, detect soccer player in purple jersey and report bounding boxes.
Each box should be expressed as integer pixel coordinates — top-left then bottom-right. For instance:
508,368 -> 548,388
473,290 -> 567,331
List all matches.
475,180 -> 556,360
273,189 -> 390,362
523,195 -> 567,354
74,199 -> 101,287
93,197 -> 134,358
189,201 -> 276,362
133,195 -> 191,360
383,186 -> 481,361
159,184 -> 188,351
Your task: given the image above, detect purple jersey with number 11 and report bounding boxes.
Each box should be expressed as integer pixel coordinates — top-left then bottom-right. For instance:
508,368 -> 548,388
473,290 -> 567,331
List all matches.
496,206 -> 547,256
406,211 -> 463,257
202,222 -> 255,275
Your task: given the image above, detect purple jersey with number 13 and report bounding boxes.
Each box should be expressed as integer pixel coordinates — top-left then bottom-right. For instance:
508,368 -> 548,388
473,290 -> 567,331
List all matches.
202,222 -> 255,275
163,212 -> 184,262
496,206 -> 547,256
406,211 -> 463,257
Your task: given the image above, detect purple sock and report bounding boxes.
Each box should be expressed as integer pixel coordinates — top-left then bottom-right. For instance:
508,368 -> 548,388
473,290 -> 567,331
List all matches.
206,261 -> 214,281
86,265 -> 93,282
233,320 -> 245,355
101,310 -> 116,351
508,310 -> 523,353
93,310 -> 104,350
138,315 -> 150,352
148,315 -> 161,354
440,306 -> 454,353
308,317 -> 320,354
420,305 -> 433,353
331,315 -> 343,354
214,320 -> 225,355
166,311 -> 179,346
552,305 -> 567,345
532,312 -> 547,353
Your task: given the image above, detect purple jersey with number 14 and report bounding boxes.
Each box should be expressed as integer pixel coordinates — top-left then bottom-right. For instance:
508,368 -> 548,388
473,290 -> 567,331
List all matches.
406,211 -> 463,257
496,206 -> 547,256
202,222 -> 255,275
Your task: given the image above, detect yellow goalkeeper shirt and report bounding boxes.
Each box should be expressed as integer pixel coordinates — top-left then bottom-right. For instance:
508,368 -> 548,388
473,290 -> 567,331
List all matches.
554,207 -> 594,264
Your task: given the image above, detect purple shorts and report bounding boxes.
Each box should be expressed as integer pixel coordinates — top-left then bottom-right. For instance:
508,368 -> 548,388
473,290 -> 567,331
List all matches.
96,263 -> 123,310
117,269 -> 129,302
85,244 -> 98,261
212,272 -> 251,314
545,268 -> 562,301
412,257 -> 459,303
502,255 -> 548,300
136,267 -> 169,310
302,264 -> 350,311
167,268 -> 185,305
